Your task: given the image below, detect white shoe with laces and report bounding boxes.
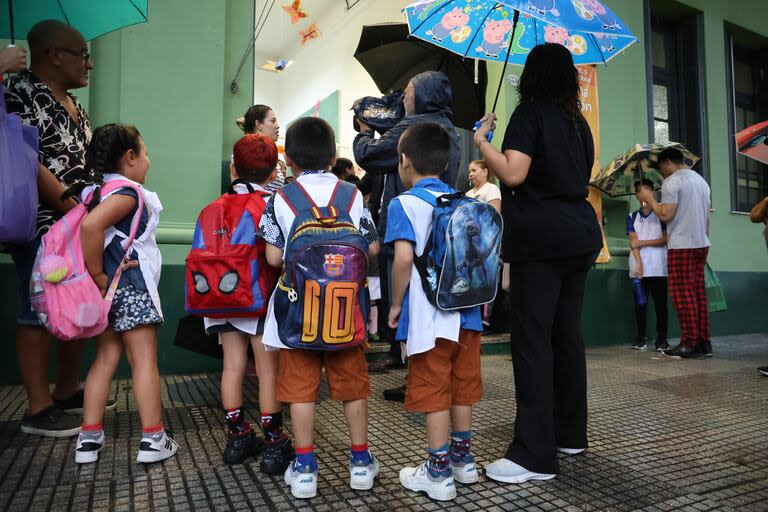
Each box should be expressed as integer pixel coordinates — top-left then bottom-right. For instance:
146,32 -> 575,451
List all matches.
399,462 -> 456,501
75,430 -> 105,464
136,430 -> 178,464
349,453 -> 380,490
284,459 -> 318,499
450,454 -> 479,484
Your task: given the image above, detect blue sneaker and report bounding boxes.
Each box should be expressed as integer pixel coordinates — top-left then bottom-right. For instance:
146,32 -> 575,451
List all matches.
349,452 -> 380,490
284,459 -> 318,499
450,453 -> 478,484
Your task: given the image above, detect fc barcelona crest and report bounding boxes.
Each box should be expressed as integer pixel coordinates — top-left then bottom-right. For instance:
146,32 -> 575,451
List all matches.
323,254 -> 345,277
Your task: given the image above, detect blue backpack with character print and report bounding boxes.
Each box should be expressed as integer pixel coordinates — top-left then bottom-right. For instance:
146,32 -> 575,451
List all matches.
405,188 -> 503,310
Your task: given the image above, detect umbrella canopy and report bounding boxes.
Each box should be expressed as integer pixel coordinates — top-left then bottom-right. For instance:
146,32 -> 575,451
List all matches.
354,22 -> 488,131
1,0 -> 149,42
735,120 -> 768,166
405,0 -> 637,66
590,142 -> 700,197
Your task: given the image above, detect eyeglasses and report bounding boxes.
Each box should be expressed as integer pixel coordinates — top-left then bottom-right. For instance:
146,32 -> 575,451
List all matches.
58,48 -> 91,62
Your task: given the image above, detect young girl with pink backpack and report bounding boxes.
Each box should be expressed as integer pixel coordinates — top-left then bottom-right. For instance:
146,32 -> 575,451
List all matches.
58,124 -> 178,464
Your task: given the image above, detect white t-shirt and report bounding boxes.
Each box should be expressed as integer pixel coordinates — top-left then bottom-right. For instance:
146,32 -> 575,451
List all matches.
627,209 -> 667,278
661,169 -> 711,250
390,190 -> 462,356
257,171 -> 377,350
203,182 -> 269,336
466,181 -> 501,204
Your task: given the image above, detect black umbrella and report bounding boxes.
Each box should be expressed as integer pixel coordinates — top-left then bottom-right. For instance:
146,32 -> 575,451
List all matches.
354,22 -> 487,131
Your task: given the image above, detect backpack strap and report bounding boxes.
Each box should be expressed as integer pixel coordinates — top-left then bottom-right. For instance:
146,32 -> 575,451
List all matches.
405,186 -> 439,207
93,180 -> 146,304
328,180 -> 358,214
277,181 -> 316,215
228,179 -> 255,195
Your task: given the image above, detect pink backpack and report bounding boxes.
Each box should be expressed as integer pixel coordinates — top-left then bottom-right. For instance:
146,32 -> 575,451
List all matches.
29,180 -> 144,341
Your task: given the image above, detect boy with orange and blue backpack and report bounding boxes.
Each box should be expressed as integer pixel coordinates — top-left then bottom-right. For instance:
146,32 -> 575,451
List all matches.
185,134 -> 292,472
258,117 -> 380,499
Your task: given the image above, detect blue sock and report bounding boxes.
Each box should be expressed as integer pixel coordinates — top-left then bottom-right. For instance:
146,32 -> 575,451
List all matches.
350,443 -> 372,465
450,431 -> 472,462
295,446 -> 318,472
426,443 -> 451,478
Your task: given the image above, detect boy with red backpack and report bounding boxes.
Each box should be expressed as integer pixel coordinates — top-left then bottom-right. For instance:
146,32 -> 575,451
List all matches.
185,134 -> 292,471
258,117 -> 380,499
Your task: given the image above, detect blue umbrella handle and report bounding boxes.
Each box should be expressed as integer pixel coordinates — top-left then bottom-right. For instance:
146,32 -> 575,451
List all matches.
473,120 -> 493,143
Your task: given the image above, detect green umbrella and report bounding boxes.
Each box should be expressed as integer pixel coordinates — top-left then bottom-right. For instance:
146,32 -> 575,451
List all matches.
1,0 -> 149,43
590,142 -> 700,197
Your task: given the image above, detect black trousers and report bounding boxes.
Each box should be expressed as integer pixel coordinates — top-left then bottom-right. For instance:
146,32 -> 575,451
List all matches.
634,276 -> 668,339
505,253 -> 596,475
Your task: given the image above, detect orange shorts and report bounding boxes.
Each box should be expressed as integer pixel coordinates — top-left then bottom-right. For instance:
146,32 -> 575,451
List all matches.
405,329 -> 483,413
276,345 -> 371,403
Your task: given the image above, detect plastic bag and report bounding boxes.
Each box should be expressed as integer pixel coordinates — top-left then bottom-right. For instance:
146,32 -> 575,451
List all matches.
704,263 -> 727,313
0,84 -> 39,247
351,90 -> 405,135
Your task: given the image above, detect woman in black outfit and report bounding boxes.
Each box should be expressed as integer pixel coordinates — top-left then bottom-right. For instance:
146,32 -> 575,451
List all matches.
474,43 -> 602,484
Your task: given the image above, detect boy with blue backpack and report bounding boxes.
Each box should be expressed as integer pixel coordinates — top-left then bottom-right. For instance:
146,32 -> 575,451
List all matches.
258,117 -> 380,499
185,134 -> 292,471
386,123 -> 502,501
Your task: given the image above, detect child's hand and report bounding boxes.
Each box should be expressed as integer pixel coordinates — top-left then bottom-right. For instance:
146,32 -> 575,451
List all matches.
388,304 -> 401,329
630,238 -> 643,250
634,263 -> 643,279
92,272 -> 109,297
121,259 -> 140,271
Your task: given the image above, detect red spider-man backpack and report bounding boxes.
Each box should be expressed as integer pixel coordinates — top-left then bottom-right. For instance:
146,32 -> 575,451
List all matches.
185,180 -> 278,318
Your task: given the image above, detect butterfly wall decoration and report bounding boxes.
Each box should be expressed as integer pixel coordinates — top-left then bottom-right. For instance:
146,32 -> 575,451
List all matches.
299,23 -> 321,45
282,0 -> 308,24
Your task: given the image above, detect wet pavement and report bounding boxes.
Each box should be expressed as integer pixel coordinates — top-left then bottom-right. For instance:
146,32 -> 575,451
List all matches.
0,334 -> 766,511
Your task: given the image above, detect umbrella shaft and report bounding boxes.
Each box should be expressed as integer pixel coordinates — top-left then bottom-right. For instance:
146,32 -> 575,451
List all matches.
491,9 -> 520,113
8,0 -> 14,43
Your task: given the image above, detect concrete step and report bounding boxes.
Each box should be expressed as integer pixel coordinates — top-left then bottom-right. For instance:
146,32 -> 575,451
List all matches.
366,332 -> 509,361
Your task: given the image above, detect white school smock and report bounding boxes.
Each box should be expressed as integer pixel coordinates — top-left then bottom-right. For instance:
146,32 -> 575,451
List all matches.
389,190 -> 462,357
83,173 -> 164,319
627,209 -> 667,278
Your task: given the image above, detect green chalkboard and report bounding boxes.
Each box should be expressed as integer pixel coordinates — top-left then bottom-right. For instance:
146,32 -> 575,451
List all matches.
292,90 -> 341,141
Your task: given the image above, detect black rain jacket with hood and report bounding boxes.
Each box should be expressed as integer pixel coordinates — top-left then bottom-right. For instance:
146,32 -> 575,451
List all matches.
353,71 -> 461,239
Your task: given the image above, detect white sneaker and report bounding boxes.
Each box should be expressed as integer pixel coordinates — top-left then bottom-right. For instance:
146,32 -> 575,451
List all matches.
399,462 -> 457,501
450,454 -> 479,484
75,431 -> 105,464
136,431 -> 178,464
557,447 -> 585,455
349,453 -> 380,490
484,458 -> 556,484
284,459 -> 318,499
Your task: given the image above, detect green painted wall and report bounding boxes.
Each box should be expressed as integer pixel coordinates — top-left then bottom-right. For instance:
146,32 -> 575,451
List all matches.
1,0 -> 766,383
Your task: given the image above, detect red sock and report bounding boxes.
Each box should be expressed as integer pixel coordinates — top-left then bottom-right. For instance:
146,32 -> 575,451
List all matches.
142,424 -> 163,434
81,423 -> 102,432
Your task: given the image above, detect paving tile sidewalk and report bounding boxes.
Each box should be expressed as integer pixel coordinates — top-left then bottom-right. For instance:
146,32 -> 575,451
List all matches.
0,334 -> 766,512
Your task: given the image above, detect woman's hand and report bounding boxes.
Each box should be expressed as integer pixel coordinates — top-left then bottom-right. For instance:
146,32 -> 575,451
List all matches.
473,113 -> 497,147
0,46 -> 27,74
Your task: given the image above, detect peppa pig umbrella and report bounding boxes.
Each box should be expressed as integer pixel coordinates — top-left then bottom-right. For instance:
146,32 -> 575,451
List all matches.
405,0 -> 637,110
